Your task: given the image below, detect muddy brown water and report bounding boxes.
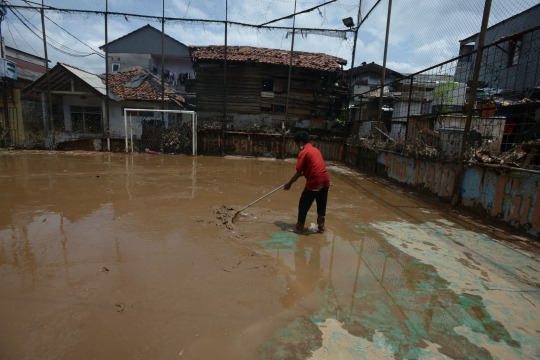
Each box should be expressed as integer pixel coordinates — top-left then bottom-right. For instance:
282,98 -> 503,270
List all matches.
1,151 -> 539,359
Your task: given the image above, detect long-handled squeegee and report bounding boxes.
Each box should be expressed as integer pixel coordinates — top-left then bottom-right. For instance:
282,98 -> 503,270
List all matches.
231,184 -> 285,223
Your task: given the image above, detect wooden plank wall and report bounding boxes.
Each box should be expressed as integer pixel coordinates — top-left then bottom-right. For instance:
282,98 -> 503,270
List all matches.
198,130 -> 343,160
187,62 -> 347,121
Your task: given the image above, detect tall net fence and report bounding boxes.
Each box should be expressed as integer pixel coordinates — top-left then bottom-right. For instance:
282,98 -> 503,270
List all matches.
0,0 -> 538,164
350,17 -> 540,168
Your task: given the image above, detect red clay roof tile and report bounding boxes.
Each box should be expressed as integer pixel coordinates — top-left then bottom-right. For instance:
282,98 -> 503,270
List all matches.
104,67 -> 185,103
189,46 -> 346,72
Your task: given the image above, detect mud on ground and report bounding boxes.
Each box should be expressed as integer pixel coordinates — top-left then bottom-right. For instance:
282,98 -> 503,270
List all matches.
0,151 -> 539,359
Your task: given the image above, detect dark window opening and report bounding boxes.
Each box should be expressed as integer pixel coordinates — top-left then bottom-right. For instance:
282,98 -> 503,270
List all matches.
112,63 -> 120,72
273,105 -> 286,113
262,80 -> 273,91
71,106 -> 102,133
125,108 -> 155,118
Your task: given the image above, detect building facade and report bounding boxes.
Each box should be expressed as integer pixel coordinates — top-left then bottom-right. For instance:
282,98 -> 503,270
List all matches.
100,25 -> 194,93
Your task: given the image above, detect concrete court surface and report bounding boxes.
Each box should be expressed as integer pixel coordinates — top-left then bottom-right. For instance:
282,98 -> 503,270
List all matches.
0,150 -> 539,360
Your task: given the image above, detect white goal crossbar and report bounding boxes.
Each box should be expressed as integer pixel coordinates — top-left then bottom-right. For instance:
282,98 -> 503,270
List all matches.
123,108 -> 197,155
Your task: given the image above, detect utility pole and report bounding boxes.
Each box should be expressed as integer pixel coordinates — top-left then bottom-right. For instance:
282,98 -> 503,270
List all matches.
105,0 -> 110,151
41,0 -> 54,147
282,0 -> 297,159
375,0 -> 392,137
222,0 -> 228,156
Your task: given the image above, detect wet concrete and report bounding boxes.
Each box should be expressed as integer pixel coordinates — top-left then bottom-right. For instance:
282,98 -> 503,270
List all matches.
0,150 -> 539,359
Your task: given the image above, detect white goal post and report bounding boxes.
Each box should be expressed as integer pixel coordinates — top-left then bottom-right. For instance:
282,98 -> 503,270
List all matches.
123,108 -> 197,155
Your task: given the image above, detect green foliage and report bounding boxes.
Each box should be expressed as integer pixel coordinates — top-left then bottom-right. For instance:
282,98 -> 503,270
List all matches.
432,81 -> 458,114
335,104 -> 349,130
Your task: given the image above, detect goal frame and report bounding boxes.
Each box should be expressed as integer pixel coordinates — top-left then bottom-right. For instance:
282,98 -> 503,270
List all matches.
123,108 -> 197,155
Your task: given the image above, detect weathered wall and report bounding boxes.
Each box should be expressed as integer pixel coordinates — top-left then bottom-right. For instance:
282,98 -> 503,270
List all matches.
377,152 -> 458,199
20,100 -> 45,148
107,53 -> 152,74
343,146 -> 540,236
461,166 -> 540,235
198,131 -> 343,160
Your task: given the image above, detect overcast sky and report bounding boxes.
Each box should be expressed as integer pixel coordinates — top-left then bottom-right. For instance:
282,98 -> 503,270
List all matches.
2,0 -> 539,75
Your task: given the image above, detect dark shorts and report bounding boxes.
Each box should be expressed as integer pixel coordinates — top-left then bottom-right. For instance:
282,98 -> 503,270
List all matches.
297,187 -> 329,224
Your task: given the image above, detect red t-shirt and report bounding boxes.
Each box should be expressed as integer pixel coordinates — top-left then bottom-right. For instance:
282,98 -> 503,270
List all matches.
296,143 -> 331,191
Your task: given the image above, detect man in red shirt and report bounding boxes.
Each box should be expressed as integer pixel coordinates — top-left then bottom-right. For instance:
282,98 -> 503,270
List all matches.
284,131 -> 331,233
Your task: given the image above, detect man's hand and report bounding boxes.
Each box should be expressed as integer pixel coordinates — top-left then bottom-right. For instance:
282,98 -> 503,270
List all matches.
284,171 -> 302,191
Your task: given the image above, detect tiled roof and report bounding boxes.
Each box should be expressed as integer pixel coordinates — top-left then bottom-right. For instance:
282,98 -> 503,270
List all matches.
189,46 -> 347,72
105,67 -> 185,103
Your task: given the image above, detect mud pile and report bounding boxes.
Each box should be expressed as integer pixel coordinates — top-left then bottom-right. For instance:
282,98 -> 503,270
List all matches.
212,205 -> 236,230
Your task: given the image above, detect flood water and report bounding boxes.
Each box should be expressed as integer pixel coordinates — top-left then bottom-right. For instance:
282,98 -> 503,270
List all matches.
1,151 -> 539,359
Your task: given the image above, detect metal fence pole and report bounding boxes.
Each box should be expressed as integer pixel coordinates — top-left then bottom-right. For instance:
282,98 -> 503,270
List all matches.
282,0 -> 298,159
451,0 -> 492,206
41,0 -> 54,147
161,0 -> 165,116
404,75 -> 414,140
347,0 -> 362,126
105,0 -> 110,151
375,0 -> 392,137
160,0 -> 166,153
222,0 -> 228,157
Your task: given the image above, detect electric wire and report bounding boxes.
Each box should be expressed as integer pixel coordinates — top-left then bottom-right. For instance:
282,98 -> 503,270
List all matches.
6,2 -> 101,58
9,5 -> 97,56
6,16 -> 40,55
43,14 -> 104,58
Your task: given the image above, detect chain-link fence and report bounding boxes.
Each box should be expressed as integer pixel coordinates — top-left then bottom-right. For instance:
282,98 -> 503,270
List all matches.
349,19 -> 540,169
0,0 -> 538,162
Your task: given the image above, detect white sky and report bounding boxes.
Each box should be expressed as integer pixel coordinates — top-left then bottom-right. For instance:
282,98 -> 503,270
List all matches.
2,0 -> 539,75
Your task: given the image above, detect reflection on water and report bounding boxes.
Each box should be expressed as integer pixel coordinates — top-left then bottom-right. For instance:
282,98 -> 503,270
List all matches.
260,222 -> 527,359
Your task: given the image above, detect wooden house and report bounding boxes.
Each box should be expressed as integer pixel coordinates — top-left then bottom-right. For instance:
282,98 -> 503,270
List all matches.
187,45 -> 347,130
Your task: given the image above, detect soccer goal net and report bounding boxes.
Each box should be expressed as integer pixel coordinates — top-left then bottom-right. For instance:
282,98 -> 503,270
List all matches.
123,109 -> 197,155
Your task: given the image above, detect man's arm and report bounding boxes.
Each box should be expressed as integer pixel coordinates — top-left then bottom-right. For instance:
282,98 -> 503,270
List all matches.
284,171 -> 303,190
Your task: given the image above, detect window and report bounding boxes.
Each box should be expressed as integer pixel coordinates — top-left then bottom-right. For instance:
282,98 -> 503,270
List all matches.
124,108 -> 156,118
508,37 -> 522,67
262,80 -> 273,91
112,63 -> 120,72
273,80 -> 285,93
71,106 -> 102,133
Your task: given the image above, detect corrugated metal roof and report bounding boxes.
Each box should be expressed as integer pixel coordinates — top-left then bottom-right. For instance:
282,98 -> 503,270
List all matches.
61,63 -> 107,96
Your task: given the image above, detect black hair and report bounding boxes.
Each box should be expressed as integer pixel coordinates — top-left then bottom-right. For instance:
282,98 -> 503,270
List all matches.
293,131 -> 310,144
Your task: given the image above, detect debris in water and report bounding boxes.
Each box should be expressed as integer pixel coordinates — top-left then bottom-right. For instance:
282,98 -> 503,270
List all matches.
179,349 -> 184,356
145,149 -> 161,155
212,205 -> 236,230
115,302 -> 125,312
101,267 -> 109,272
